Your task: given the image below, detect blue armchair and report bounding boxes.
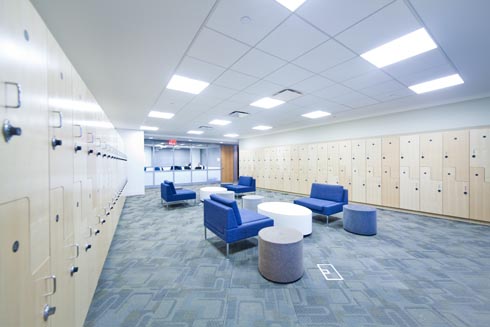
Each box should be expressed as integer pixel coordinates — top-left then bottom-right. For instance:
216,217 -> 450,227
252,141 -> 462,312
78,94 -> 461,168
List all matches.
224,176 -> 256,195
161,180 -> 196,207
294,183 -> 348,224
204,194 -> 273,256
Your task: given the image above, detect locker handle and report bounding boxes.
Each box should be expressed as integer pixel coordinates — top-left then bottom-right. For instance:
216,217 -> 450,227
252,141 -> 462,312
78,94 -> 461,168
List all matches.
74,145 -> 82,152
2,119 -> 22,143
4,81 -> 22,109
51,137 -> 62,149
67,244 -> 80,259
74,124 -> 83,138
70,266 -> 79,277
42,275 -> 57,296
85,244 -> 92,252
43,304 -> 56,321
51,111 -> 63,128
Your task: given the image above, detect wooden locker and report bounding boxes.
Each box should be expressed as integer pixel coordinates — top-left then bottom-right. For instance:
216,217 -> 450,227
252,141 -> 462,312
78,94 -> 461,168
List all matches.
283,146 -> 292,192
443,130 -> 469,181
366,138 -> 381,205
317,143 -> 328,183
338,141 -> 352,194
420,132 -> 443,180
327,142 -> 339,184
469,167 -> 490,222
382,136 -> 400,178
381,167 -> 400,208
420,167 -> 442,214
298,145 -> 309,194
366,171 -> 382,205
470,128 -> 490,181
400,166 -> 419,211
290,145 -> 299,192
443,167 -> 469,218
400,134 -> 420,179
351,140 -> 366,203
307,144 -> 318,184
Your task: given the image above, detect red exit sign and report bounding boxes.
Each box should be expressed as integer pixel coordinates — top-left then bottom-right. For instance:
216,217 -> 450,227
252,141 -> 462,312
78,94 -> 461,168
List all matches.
168,139 -> 177,145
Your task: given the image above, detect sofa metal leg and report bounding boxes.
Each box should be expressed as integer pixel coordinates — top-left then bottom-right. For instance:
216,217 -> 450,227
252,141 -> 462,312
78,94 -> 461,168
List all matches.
226,243 -> 229,257
204,227 -> 207,240
327,215 -> 329,225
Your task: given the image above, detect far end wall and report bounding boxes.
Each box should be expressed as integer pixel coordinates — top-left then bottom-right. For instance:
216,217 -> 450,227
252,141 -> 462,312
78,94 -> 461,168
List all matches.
118,129 -> 145,196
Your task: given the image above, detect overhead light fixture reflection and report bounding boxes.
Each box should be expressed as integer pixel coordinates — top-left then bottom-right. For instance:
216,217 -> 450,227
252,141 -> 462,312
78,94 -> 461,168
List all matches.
361,28 -> 437,68
409,74 -> 464,94
275,0 -> 306,12
209,119 -> 231,126
301,110 -> 331,119
250,97 -> 285,109
140,125 -> 159,131
253,125 -> 273,130
224,133 -> 239,138
148,111 -> 175,119
187,130 -> 203,135
166,74 -> 209,94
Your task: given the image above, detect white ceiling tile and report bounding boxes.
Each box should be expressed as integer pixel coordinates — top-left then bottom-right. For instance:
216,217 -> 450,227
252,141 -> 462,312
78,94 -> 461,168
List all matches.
264,64 -> 314,86
289,94 -> 325,107
293,39 -> 356,73
176,56 -> 225,82
227,91 -> 261,106
370,88 -> 413,102
291,75 -> 335,94
154,89 -> 194,110
188,27 -> 251,67
297,0 -> 393,36
395,64 -> 456,86
321,57 -> 377,82
314,83 -> 353,100
231,48 -> 287,78
205,0 -> 290,46
359,79 -> 406,97
336,1 -> 421,54
213,70 -> 258,91
332,91 -> 379,108
383,50 -> 450,81
342,70 -> 392,90
199,84 -> 237,100
244,80 -> 284,97
187,94 -> 224,107
256,15 -> 329,61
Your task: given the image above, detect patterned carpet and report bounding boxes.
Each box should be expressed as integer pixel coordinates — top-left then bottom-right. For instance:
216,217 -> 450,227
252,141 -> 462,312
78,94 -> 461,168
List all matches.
85,185 -> 490,327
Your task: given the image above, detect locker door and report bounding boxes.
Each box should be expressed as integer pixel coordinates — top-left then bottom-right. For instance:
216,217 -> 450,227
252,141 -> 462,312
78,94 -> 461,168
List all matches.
420,133 -> 443,180
381,166 -> 400,208
298,145 -> 309,194
420,167 -> 442,214
339,141 -> 352,194
443,168 -> 469,218
400,134 -> 420,179
443,130 -> 469,181
327,142 -> 339,184
400,166 -> 419,210
366,170 -> 382,205
50,187 -> 76,327
351,140 -> 366,203
290,146 -> 299,192
382,136 -> 400,178
470,128 -> 490,181
307,144 -> 318,184
0,199 -> 31,326
366,138 -> 381,205
317,143 -> 328,183
469,167 -> 490,222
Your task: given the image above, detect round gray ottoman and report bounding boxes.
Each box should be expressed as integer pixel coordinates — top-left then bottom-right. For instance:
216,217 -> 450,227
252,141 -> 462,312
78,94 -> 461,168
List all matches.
258,226 -> 304,283
343,204 -> 377,236
242,195 -> 264,212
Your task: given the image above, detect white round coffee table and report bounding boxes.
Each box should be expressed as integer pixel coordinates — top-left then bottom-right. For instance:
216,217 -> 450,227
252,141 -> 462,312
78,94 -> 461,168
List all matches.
258,202 -> 312,236
242,195 -> 264,212
200,186 -> 228,201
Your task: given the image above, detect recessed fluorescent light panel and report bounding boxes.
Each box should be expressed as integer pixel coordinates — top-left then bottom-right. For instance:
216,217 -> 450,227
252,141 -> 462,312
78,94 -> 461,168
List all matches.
302,110 -> 331,119
224,133 -> 239,138
209,119 -> 231,126
409,74 -> 464,94
166,74 -> 209,94
140,125 -> 159,131
187,130 -> 203,135
253,125 -> 273,131
250,97 -> 285,109
148,111 -> 174,119
275,0 -> 306,12
361,28 -> 437,68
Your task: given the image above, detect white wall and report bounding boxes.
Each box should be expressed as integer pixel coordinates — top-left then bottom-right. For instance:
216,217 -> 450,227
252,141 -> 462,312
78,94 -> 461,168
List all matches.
118,129 -> 145,196
240,97 -> 490,149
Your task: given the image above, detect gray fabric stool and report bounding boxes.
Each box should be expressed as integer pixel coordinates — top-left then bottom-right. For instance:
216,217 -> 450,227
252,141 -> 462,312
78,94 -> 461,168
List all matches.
343,204 -> 377,236
258,226 -> 304,283
242,195 -> 264,212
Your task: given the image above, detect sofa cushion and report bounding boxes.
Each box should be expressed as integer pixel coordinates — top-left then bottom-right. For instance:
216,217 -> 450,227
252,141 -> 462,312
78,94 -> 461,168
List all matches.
239,208 -> 269,224
294,197 -> 344,215
163,180 -> 176,194
311,183 -> 344,202
210,194 -> 242,225
238,176 -> 253,187
226,185 -> 250,192
173,189 -> 196,201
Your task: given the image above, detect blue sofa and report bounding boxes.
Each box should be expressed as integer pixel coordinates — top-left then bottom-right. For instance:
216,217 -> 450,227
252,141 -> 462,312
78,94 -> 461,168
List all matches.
161,180 -> 196,207
294,183 -> 348,224
204,194 -> 273,256
224,176 -> 256,195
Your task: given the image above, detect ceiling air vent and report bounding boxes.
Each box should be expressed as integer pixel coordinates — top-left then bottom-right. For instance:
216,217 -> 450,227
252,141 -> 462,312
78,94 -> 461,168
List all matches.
229,110 -> 250,118
198,125 -> 213,129
272,89 -> 303,101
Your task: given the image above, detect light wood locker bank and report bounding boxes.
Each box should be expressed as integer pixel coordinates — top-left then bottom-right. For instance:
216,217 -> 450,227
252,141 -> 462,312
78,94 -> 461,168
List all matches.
365,138 -> 382,205
399,135 -> 420,211
381,136 -> 400,208
351,139 -> 366,203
